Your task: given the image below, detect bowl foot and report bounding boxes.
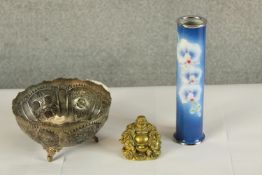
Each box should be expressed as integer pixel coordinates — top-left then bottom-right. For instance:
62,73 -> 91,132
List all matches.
45,147 -> 62,162
93,136 -> 99,143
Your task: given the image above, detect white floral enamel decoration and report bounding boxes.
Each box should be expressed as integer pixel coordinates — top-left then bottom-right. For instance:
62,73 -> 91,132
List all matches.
177,39 -> 202,117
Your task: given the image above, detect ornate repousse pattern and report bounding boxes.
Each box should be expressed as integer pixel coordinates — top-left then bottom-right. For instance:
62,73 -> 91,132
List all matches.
12,78 -> 111,161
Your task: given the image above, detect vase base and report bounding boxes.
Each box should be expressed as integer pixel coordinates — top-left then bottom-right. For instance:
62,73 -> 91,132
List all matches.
173,133 -> 205,145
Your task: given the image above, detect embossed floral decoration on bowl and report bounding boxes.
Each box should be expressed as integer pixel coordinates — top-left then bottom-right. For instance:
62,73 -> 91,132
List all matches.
12,78 -> 111,162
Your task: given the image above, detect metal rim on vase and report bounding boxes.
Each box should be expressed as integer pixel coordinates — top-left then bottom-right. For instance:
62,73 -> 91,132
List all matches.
177,15 -> 207,28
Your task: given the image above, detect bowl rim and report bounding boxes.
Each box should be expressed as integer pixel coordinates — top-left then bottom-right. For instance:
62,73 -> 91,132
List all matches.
12,78 -> 111,124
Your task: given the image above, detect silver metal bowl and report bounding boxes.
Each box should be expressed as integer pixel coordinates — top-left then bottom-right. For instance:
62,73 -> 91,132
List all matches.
12,78 -> 111,161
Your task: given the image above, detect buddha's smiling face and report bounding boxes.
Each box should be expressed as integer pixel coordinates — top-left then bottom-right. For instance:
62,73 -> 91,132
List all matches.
136,116 -> 147,128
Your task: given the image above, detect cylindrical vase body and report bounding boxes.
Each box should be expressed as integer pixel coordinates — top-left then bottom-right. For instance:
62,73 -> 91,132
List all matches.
174,16 -> 207,145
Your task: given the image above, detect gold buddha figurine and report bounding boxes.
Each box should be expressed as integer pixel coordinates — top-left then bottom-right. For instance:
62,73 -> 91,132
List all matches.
119,115 -> 161,160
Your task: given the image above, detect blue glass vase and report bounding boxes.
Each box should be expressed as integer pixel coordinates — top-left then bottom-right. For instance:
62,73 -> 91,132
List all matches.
174,16 -> 207,145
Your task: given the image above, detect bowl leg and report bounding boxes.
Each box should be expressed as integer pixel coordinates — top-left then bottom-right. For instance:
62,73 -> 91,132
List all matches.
93,136 -> 99,143
44,147 -> 62,162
